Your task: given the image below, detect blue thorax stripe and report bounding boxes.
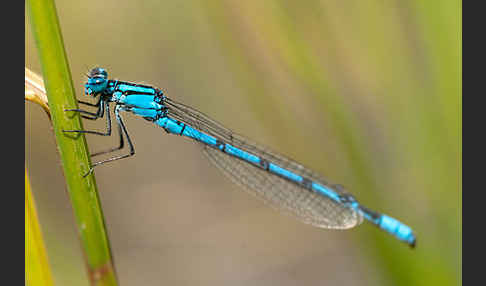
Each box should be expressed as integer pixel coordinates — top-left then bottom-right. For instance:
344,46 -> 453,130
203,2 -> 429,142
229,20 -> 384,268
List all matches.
117,83 -> 156,95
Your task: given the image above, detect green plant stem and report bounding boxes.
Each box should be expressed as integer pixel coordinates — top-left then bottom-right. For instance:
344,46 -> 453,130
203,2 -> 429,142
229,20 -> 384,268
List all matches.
26,0 -> 118,285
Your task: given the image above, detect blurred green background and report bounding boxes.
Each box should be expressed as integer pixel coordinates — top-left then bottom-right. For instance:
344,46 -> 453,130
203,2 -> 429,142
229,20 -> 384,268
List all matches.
26,1 -> 461,285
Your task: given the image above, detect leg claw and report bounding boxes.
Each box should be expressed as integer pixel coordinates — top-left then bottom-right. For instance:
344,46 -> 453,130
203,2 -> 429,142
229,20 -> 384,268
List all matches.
83,168 -> 94,178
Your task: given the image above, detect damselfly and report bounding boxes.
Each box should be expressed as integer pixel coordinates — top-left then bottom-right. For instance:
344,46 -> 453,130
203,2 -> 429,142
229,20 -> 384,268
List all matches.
64,67 -> 416,248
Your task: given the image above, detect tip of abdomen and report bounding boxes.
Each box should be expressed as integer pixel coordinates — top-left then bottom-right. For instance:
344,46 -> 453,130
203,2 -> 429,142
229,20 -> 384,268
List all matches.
409,237 -> 416,248
379,214 -> 417,248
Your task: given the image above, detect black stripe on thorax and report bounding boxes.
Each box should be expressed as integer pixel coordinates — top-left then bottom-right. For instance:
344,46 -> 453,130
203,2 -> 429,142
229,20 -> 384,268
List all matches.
116,81 -> 157,95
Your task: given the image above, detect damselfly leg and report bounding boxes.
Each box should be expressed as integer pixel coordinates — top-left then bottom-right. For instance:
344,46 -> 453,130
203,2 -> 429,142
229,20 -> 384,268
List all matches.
83,105 -> 135,176
65,98 -> 104,120
63,101 -> 135,176
90,118 -> 124,157
63,100 -> 111,136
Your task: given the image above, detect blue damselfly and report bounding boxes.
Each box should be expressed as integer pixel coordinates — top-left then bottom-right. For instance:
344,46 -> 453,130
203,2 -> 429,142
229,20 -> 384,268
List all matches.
64,67 -> 416,248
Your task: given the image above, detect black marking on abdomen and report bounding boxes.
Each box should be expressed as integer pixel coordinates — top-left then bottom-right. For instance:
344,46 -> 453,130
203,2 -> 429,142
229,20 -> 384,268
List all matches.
259,158 -> 269,170
301,177 -> 313,190
179,124 -> 186,135
339,193 -> 355,204
358,205 -> 381,221
216,139 -> 226,151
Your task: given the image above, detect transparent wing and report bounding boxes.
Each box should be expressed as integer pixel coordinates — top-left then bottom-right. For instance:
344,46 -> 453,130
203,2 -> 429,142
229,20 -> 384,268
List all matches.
165,97 -> 334,184
165,98 -> 363,229
203,145 -> 362,228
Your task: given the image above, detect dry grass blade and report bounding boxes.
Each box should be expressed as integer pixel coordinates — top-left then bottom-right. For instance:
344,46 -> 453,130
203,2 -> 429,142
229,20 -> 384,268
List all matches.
25,67 -> 50,118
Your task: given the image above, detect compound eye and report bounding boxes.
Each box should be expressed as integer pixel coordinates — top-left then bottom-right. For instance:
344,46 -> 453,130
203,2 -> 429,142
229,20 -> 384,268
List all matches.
89,67 -> 108,79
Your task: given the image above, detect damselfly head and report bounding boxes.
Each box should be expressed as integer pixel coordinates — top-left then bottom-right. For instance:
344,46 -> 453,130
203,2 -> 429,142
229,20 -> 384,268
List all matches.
85,67 -> 108,96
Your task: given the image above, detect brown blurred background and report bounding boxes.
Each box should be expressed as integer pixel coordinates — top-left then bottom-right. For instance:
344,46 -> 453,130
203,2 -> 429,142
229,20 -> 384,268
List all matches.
26,1 -> 461,285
